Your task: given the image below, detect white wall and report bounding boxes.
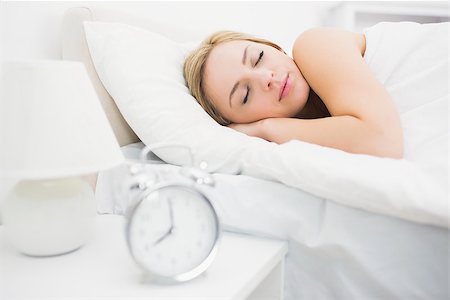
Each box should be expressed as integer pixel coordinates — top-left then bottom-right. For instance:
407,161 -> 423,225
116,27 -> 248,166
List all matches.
4,1 -> 446,63
0,1 -> 337,63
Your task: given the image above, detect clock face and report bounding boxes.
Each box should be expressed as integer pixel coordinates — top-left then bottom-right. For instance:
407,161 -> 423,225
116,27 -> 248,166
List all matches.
127,185 -> 220,280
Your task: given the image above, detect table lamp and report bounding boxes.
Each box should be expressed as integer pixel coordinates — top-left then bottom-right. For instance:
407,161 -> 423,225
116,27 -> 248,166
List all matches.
0,60 -> 125,256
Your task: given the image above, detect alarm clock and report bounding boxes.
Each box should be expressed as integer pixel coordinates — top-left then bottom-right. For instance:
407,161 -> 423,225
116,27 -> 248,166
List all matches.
123,145 -> 221,283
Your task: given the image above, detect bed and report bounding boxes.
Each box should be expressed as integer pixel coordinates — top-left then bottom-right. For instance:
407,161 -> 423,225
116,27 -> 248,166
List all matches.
62,6 -> 449,300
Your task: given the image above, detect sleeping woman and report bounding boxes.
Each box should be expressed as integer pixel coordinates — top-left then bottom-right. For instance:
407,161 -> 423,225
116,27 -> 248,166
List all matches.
183,28 -> 404,159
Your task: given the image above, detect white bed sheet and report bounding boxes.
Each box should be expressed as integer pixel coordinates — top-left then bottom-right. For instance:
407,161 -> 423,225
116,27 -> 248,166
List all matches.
96,143 -> 449,300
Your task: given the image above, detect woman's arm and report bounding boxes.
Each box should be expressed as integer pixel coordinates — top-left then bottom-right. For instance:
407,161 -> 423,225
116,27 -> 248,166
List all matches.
276,27 -> 403,158
259,116 -> 400,158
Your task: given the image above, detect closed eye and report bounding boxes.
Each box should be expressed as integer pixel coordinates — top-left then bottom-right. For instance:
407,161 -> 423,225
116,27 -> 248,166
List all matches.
254,50 -> 264,66
243,87 -> 249,105
242,51 -> 263,105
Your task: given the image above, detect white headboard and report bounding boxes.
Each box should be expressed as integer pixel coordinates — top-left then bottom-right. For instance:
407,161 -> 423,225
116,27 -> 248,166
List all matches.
61,6 -> 195,146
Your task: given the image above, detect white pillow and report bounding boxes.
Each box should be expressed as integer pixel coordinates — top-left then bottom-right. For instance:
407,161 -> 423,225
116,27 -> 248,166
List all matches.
84,21 -> 272,173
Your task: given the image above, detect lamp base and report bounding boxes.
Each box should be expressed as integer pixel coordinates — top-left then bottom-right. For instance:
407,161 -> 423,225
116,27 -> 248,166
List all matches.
1,177 -> 96,256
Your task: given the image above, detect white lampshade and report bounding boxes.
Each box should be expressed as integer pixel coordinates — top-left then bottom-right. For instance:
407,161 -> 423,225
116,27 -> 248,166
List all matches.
0,60 -> 125,256
0,60 -> 124,179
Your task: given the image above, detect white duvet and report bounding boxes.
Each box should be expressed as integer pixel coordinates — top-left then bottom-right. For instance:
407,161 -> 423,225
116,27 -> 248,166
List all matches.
240,22 -> 449,228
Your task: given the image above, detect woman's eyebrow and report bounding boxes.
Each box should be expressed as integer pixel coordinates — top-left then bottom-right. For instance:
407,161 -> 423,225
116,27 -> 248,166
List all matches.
242,44 -> 250,64
229,45 -> 251,108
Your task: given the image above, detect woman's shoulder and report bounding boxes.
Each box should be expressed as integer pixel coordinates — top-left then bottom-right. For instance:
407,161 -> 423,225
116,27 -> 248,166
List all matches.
292,27 -> 365,60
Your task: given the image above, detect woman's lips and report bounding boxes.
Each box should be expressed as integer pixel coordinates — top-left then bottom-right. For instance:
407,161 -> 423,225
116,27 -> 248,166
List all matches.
279,74 -> 291,101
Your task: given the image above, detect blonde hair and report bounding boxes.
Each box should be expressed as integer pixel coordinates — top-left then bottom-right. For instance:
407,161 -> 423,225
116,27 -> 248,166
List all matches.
183,30 -> 284,125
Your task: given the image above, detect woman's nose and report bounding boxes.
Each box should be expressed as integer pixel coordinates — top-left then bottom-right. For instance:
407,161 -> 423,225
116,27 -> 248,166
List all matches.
255,69 -> 275,90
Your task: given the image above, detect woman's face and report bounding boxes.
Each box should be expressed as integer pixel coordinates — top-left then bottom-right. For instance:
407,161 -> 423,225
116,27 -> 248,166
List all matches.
203,40 -> 310,124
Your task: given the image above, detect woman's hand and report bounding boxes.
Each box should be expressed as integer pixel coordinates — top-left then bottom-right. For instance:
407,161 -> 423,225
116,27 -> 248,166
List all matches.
227,119 -> 267,140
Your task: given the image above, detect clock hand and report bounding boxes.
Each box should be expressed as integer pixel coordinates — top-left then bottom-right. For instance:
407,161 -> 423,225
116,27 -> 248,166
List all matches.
152,198 -> 175,246
152,228 -> 171,246
168,197 -> 174,233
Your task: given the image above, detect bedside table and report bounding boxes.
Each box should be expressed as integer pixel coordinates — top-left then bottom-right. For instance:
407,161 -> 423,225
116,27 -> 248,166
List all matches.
0,215 -> 288,300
